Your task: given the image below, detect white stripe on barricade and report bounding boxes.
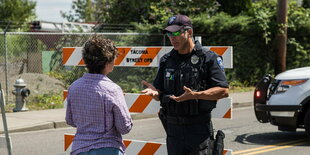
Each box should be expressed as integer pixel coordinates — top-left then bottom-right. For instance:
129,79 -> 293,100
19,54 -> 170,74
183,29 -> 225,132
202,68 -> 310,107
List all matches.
63,91 -> 232,119
211,97 -> 232,119
64,134 -> 233,155
63,90 -> 68,108
62,46 -> 233,68
123,139 -> 166,155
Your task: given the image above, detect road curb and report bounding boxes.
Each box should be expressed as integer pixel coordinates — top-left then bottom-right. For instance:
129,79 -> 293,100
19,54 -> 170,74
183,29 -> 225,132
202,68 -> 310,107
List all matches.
233,102 -> 253,109
54,120 -> 70,129
0,122 -> 54,134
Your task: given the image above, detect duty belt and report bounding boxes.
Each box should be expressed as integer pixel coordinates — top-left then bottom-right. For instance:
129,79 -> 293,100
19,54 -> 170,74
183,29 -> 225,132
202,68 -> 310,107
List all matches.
167,113 -> 211,125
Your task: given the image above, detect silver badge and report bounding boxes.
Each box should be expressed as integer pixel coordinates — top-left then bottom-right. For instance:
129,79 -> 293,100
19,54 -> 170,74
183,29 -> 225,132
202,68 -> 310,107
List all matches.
191,55 -> 199,64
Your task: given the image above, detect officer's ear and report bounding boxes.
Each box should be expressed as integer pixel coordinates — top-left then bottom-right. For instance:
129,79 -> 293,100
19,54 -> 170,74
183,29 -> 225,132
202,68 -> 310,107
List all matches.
187,29 -> 193,37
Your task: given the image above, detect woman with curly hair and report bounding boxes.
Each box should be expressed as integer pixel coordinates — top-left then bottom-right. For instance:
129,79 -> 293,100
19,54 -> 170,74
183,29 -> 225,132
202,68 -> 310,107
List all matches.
66,35 -> 133,155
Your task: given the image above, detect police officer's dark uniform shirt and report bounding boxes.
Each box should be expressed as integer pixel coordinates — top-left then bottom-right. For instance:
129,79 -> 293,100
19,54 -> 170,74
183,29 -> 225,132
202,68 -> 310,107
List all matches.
153,41 -> 229,116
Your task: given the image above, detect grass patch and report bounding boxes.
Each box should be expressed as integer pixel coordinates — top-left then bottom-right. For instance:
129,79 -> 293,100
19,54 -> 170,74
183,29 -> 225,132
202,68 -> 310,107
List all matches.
229,80 -> 255,93
229,86 -> 255,93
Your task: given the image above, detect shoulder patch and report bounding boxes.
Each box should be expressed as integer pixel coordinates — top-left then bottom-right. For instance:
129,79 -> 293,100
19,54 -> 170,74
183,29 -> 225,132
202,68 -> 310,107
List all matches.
217,57 -> 224,71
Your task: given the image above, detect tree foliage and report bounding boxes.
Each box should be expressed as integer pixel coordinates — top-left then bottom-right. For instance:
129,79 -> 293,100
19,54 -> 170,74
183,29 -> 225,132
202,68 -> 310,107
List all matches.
193,0 -> 310,85
62,0 -> 151,23
217,0 -> 253,16
0,0 -> 36,30
61,0 -> 96,22
62,0 -> 219,24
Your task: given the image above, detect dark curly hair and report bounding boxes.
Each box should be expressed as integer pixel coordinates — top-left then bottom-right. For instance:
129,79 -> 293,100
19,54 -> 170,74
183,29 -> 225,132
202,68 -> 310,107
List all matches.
82,35 -> 118,74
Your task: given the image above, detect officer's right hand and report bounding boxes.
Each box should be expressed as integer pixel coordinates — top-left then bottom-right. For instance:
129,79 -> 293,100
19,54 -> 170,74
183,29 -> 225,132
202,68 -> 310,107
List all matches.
170,86 -> 194,102
141,80 -> 160,101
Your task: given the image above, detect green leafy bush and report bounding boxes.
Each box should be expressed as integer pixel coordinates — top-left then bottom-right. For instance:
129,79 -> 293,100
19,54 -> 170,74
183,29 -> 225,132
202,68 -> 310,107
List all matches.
26,92 -> 63,110
47,67 -> 87,88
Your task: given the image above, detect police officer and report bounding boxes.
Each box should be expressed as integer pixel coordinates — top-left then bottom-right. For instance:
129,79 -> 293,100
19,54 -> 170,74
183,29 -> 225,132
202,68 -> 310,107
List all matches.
142,14 -> 229,155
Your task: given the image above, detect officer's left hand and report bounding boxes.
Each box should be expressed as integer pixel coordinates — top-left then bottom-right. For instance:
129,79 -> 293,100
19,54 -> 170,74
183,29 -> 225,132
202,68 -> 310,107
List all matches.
169,86 -> 194,102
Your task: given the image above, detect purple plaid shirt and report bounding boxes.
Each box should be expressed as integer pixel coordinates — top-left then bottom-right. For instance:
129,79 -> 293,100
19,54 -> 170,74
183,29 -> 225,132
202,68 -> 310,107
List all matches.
66,73 -> 133,155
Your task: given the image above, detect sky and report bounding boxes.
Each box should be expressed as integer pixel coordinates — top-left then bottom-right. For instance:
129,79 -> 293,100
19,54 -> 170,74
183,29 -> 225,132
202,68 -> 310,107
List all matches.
34,0 -> 73,22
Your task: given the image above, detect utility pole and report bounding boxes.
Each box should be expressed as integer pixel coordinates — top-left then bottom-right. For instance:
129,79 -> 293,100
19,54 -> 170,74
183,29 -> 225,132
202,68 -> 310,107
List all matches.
275,0 -> 288,75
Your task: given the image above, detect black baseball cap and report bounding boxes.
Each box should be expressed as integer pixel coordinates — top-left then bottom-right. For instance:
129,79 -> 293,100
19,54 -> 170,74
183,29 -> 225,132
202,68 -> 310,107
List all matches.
163,15 -> 192,33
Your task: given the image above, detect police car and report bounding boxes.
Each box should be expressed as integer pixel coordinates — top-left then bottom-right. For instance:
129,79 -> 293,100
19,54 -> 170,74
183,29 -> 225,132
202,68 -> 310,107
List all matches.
254,67 -> 310,136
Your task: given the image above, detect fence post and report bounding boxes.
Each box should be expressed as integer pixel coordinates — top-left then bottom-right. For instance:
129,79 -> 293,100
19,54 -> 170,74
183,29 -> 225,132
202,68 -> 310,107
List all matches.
3,22 -> 11,103
0,82 -> 12,155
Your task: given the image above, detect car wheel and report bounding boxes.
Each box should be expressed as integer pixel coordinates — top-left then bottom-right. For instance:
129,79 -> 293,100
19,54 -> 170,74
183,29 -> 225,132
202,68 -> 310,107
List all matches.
305,108 -> 310,137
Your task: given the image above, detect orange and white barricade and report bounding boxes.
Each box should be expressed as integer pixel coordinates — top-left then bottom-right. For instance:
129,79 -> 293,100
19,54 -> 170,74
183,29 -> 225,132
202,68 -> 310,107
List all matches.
62,46 -> 233,68
64,134 -> 233,155
62,46 -> 233,154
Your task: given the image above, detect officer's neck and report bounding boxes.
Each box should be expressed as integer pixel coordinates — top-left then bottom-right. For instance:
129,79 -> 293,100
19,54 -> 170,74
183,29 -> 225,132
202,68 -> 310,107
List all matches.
177,39 -> 195,55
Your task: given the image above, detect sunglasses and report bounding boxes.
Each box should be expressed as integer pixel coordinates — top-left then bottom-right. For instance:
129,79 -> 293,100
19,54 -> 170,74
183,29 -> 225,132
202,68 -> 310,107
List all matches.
166,29 -> 188,37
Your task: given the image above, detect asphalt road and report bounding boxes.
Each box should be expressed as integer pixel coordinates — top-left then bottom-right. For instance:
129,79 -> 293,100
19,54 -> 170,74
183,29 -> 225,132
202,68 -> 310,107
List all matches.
0,107 -> 309,155
213,107 -> 310,155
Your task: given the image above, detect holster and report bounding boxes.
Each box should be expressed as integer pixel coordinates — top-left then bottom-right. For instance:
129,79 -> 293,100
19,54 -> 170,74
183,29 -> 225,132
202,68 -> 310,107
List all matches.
190,126 -> 225,155
190,137 -> 214,155
213,130 -> 225,155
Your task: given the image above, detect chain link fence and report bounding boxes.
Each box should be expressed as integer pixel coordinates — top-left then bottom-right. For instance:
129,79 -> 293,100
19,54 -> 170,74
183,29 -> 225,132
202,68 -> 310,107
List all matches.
0,32 -> 168,104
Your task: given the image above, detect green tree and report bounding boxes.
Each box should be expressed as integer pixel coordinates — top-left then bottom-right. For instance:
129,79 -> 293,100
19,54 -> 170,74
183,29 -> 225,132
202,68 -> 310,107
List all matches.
62,0 -> 219,25
0,0 -> 36,30
217,0 -> 253,16
145,0 -> 219,24
61,0 -> 95,22
193,0 -> 310,85
62,0 -> 150,23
